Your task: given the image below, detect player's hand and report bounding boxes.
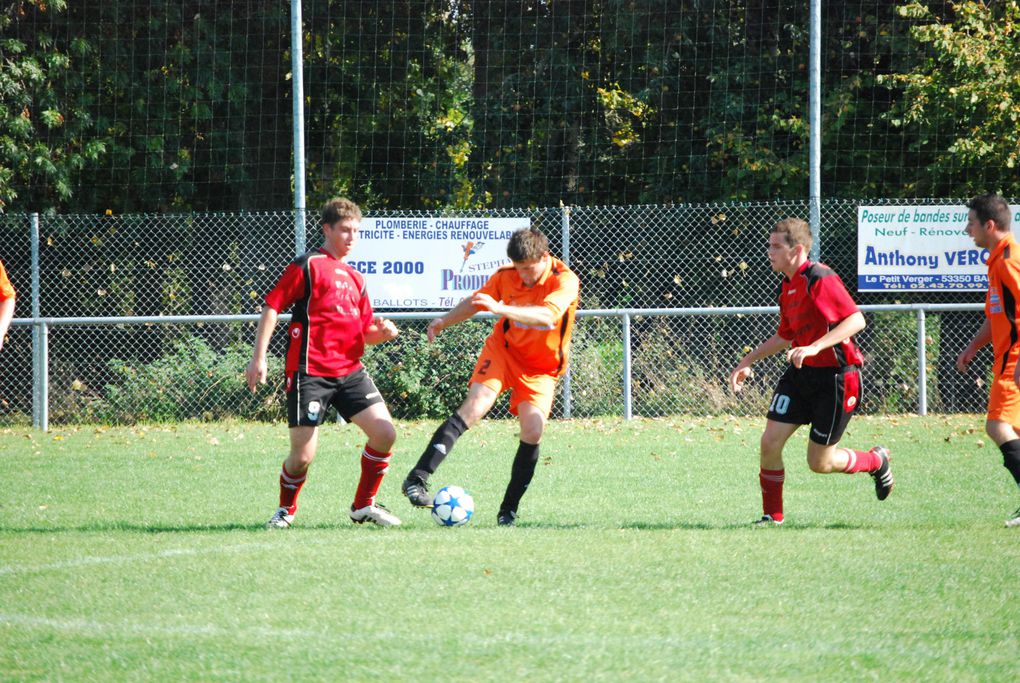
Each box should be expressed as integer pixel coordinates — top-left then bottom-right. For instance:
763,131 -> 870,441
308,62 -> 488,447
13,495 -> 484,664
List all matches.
370,316 -> 399,341
471,292 -> 500,314
730,366 -> 752,393
244,358 -> 266,393
426,317 -> 446,342
786,345 -> 818,368
956,347 -> 976,373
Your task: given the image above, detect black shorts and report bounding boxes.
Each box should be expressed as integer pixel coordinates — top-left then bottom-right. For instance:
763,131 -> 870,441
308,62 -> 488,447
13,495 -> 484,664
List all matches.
766,365 -> 862,446
285,369 -> 385,427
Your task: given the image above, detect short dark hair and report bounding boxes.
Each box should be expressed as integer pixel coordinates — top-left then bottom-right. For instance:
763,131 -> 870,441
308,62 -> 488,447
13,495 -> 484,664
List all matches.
966,194 -> 1011,232
771,218 -> 812,252
322,197 -> 362,225
507,228 -> 549,262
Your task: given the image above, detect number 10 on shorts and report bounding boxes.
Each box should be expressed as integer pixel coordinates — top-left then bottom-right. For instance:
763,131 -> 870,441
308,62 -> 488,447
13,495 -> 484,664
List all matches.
770,393 -> 790,415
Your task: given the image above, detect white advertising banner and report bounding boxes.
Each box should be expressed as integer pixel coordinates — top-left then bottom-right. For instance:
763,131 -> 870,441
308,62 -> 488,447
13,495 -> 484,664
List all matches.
352,216 -> 531,309
855,204 -> 1020,292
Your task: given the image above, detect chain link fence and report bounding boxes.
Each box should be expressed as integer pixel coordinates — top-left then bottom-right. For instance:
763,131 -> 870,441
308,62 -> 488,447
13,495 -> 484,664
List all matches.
1,201 -> 993,426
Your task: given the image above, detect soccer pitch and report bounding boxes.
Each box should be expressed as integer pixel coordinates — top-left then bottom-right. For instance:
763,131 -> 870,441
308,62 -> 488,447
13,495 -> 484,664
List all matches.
1,415 -> 1017,681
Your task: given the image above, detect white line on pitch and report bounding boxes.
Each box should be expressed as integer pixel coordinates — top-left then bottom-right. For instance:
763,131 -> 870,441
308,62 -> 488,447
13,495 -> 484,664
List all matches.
0,539 -> 312,577
0,613 -> 323,640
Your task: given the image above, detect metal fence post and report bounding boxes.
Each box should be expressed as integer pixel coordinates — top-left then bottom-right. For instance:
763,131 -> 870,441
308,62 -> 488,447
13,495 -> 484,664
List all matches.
622,312 -> 632,420
291,0 -> 307,257
561,205 -> 572,418
30,213 -> 47,430
917,308 -> 927,416
808,0 -> 822,261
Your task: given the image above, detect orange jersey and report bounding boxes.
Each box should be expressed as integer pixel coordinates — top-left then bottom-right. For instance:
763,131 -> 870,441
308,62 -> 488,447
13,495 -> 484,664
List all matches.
0,260 -> 15,301
475,256 -> 579,376
985,233 -> 1020,376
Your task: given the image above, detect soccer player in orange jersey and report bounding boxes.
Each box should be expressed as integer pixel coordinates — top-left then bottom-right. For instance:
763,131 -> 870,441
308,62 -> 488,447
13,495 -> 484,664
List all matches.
401,228 -> 580,526
956,194 -> 1020,528
729,218 -> 893,526
0,259 -> 15,353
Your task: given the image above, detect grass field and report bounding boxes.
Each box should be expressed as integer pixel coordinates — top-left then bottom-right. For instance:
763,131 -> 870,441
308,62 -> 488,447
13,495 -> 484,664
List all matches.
1,414 -> 1018,681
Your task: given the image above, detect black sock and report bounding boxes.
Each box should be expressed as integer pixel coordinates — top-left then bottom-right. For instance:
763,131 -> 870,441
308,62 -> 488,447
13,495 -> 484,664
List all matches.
1000,439 -> 1020,487
500,441 -> 540,513
411,413 -> 468,479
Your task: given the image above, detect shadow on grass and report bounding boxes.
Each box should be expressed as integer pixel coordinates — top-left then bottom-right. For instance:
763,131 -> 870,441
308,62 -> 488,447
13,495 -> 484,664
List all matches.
0,518 -> 877,534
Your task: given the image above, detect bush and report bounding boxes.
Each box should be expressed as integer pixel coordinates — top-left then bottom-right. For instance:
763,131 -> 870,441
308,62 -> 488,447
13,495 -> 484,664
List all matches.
88,337 -> 283,423
363,320 -> 496,419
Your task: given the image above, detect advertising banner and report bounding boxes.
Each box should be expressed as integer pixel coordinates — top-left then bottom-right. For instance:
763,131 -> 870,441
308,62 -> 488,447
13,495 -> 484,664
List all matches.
856,204 -> 1005,292
353,216 -> 531,308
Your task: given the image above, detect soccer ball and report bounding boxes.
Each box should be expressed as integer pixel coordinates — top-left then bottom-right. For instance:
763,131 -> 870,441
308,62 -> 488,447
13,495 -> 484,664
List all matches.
431,485 -> 474,527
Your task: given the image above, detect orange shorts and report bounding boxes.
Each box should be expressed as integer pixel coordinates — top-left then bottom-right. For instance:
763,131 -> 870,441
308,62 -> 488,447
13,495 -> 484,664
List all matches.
987,372 -> 1020,425
470,337 -> 558,416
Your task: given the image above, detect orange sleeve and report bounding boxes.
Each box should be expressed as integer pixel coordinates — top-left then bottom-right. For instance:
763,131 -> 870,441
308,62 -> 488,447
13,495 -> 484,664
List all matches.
474,268 -> 507,310
542,271 -> 579,317
0,261 -> 15,301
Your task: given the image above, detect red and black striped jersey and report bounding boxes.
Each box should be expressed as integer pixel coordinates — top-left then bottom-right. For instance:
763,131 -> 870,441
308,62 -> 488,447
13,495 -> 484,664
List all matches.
264,249 -> 374,378
777,260 -> 864,368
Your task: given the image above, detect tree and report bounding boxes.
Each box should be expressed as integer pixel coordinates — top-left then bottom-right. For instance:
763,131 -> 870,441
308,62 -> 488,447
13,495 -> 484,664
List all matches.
880,1 -> 1020,197
0,0 -> 107,211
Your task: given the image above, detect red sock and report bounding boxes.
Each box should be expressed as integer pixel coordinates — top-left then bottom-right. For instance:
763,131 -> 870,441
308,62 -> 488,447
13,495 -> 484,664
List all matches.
353,445 -> 391,509
760,468 -> 785,522
279,463 -> 307,515
842,448 -> 882,474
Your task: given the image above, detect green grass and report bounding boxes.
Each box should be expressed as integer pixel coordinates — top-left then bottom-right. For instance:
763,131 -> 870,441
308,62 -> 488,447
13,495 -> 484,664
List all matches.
1,415 -> 1018,681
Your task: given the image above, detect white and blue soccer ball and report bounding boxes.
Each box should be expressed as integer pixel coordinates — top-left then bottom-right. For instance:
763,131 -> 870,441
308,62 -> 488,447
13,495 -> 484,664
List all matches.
431,485 -> 474,527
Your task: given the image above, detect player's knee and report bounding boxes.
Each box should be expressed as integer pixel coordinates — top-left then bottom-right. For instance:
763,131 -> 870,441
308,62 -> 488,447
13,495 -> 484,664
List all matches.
807,458 -> 831,474
519,423 -> 545,444
515,412 -> 544,443
286,452 -> 314,473
759,432 -> 785,455
984,420 -> 1015,444
366,419 -> 397,450
806,447 -> 840,473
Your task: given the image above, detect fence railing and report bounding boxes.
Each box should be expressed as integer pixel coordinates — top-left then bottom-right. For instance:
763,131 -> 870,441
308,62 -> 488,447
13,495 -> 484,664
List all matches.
5,303 -> 987,431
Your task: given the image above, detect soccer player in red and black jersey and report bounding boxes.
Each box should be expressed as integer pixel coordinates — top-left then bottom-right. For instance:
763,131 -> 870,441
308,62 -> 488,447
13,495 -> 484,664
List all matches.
245,198 -> 402,528
729,218 -> 893,526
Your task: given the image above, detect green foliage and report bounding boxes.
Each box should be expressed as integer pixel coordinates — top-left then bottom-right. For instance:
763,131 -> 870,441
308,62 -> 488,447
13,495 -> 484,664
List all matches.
6,1 -> 1020,211
860,310 -> 922,413
362,321 -> 493,419
881,1 -> 1020,195
566,316 -> 626,416
0,0 -> 96,210
87,336 -> 282,423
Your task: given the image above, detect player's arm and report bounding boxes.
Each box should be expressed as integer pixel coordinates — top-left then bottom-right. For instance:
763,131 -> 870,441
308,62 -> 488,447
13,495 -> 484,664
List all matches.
956,318 -> 991,373
730,333 -> 791,393
472,272 -> 578,328
427,295 -> 480,342
786,311 -> 866,368
0,295 -> 14,352
364,316 -> 399,345
245,306 -> 279,392
473,292 -> 555,328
